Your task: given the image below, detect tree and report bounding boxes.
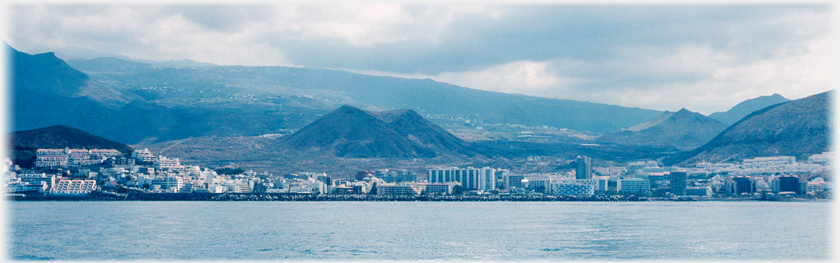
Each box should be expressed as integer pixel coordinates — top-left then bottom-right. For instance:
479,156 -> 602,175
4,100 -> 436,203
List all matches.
369,182 -> 377,195
452,185 -> 464,195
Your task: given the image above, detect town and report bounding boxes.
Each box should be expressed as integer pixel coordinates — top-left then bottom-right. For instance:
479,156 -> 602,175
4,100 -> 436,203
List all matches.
3,147 -> 833,201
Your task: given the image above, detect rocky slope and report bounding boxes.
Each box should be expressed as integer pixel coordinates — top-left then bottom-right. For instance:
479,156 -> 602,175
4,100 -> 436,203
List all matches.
665,91 -> 832,165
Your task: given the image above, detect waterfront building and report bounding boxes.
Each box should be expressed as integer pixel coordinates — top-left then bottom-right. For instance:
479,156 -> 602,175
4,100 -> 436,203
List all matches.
415,182 -> 458,195
548,178 -> 596,196
50,180 -> 97,195
727,176 -> 755,195
805,177 -> 830,193
670,172 -> 687,195
619,178 -> 650,194
504,174 -> 526,190
773,175 -> 800,194
288,178 -> 327,194
5,179 -> 49,194
17,173 -> 56,188
151,176 -> 184,192
523,175 -> 550,192
427,167 -> 491,191
575,156 -> 592,179
377,183 -> 421,196
482,168 -> 496,191
685,186 -> 712,196
596,177 -> 609,193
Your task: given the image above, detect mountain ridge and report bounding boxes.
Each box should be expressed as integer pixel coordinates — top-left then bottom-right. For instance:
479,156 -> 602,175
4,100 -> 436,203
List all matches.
277,105 -> 483,159
597,108 -> 729,151
708,94 -> 790,125
665,91 -> 831,165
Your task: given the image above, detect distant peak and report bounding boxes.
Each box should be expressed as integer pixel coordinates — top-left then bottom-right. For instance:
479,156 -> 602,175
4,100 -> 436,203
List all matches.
393,109 -> 423,121
336,104 -> 363,111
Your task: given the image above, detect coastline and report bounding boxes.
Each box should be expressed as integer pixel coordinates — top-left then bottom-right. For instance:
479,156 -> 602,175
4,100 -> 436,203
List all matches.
6,192 -> 829,202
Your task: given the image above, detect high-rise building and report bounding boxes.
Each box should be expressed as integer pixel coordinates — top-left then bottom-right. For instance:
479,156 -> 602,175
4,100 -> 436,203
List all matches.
576,156 -> 592,179
670,172 -> 687,195
317,174 -> 332,186
427,167 -> 491,191
481,168 -> 496,191
729,176 -> 754,195
773,175 -> 800,194
504,174 -> 526,190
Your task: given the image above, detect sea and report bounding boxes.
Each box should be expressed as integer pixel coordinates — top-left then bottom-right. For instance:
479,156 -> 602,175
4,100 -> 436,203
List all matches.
6,201 -> 833,261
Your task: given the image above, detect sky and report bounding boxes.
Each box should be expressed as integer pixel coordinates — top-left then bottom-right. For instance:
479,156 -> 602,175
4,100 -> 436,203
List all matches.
2,2 -> 835,115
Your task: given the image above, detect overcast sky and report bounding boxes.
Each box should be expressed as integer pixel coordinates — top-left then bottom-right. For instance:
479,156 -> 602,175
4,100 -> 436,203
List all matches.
3,3 -> 835,114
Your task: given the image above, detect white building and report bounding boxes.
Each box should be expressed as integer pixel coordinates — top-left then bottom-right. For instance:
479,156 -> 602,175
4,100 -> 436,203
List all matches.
808,152 -> 833,165
50,180 -> 97,195
548,178 -> 596,196
742,156 -> 797,169
618,178 -> 650,194
132,148 -> 155,162
34,149 -> 67,168
427,167 -> 495,191
35,148 -> 120,168
151,176 -> 184,192
377,183 -> 421,196
154,156 -> 183,171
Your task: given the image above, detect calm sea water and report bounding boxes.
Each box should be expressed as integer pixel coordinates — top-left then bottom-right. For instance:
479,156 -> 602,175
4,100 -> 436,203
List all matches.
6,201 -> 832,261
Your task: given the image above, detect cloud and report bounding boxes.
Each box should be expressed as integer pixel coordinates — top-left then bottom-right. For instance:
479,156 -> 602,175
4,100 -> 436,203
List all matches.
4,4 -> 833,114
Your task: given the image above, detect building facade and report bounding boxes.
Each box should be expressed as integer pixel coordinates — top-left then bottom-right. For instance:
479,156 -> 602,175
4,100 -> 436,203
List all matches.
548,178 -> 596,196
427,167 -> 492,191
670,172 -> 687,195
576,156 -> 592,179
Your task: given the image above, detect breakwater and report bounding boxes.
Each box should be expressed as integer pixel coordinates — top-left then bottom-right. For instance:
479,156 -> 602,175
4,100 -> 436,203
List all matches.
7,192 -> 650,201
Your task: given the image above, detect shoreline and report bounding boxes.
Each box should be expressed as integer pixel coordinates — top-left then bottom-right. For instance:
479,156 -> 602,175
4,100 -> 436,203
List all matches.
6,192 -> 830,202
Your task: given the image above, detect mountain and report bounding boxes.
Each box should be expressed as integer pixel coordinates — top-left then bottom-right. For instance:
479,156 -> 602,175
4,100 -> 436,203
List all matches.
9,45 -> 135,108
277,105 -> 482,158
65,56 -> 663,133
9,125 -> 134,168
665,91 -> 832,166
597,109 -> 729,151
15,46 -> 663,145
708,94 -> 790,125
10,46 -> 321,144
380,109 -> 481,157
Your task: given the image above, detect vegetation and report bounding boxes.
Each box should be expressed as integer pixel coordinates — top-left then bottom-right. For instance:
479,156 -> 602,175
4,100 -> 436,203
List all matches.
215,167 -> 244,175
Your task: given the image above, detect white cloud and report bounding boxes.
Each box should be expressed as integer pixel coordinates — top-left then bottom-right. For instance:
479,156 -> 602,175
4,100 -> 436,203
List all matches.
4,4 -> 832,114
430,60 -> 576,94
